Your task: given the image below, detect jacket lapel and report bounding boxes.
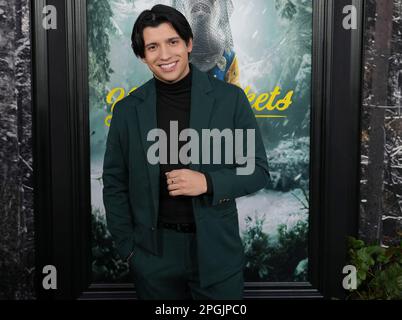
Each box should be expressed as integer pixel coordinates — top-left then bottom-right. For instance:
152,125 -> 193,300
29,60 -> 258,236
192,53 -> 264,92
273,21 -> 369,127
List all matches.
132,79 -> 160,219
188,65 -> 215,172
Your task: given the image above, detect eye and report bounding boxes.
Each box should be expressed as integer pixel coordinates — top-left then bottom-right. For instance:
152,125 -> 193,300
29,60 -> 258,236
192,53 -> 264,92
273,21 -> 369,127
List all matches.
147,45 -> 156,51
170,39 -> 179,45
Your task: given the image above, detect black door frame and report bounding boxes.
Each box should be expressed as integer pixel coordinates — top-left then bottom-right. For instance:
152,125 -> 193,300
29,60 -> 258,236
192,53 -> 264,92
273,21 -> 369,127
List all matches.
32,0 -> 364,299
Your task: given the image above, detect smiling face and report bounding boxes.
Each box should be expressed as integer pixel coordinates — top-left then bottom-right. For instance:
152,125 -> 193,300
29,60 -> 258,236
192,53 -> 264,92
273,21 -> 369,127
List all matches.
141,22 -> 193,84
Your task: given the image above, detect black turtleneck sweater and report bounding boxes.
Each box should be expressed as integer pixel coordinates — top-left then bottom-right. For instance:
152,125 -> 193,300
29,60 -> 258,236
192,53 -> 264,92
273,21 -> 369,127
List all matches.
155,66 -> 212,224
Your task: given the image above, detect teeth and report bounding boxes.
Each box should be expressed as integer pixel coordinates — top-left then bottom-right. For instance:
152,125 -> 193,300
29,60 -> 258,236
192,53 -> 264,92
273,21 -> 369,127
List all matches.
160,62 -> 176,69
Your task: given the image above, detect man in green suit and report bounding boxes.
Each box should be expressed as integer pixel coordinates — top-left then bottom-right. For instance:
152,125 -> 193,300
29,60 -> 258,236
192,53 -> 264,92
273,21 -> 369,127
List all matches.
102,4 -> 270,300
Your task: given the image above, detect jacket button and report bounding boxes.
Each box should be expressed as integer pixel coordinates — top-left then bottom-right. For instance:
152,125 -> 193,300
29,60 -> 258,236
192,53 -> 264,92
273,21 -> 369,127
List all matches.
151,227 -> 156,231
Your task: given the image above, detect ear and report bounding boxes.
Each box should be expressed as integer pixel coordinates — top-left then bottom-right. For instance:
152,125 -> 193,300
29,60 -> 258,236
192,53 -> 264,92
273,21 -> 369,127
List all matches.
187,38 -> 193,53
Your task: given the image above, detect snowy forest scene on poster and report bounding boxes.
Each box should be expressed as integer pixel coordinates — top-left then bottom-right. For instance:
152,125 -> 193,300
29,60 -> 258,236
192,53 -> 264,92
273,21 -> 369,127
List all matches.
89,0 -> 313,283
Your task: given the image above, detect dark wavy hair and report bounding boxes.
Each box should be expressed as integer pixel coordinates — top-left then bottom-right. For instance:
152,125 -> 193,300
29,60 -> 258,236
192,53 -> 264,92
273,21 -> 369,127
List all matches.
131,4 -> 193,58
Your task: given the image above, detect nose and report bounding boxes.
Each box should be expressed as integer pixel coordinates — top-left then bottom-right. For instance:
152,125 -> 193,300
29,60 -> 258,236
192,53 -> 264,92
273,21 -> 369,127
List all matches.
159,44 -> 172,61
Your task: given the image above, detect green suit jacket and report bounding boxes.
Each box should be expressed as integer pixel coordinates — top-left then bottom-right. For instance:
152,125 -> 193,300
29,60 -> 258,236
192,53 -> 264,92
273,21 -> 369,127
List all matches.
102,64 -> 270,288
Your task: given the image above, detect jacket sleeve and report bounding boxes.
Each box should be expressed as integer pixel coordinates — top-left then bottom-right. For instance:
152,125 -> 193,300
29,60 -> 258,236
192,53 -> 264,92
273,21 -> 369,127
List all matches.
206,87 -> 270,206
102,101 -> 135,261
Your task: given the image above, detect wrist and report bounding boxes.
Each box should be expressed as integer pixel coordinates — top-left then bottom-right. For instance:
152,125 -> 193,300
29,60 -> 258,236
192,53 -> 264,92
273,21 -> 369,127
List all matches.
202,172 -> 213,195
202,173 -> 208,194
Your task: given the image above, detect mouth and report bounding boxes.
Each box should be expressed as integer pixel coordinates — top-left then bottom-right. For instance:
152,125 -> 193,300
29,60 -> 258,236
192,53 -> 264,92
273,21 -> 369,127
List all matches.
159,61 -> 178,72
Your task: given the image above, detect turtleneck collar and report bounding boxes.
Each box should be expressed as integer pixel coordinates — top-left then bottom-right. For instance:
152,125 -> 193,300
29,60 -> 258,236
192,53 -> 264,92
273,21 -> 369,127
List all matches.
154,64 -> 192,93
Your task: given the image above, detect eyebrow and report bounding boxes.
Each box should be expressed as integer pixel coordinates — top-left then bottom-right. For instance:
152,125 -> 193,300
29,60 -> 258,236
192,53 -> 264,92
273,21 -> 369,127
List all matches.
144,37 -> 181,48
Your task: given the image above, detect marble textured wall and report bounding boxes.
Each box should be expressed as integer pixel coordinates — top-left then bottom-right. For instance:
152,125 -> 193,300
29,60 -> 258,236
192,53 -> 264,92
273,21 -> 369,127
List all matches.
0,0 -> 34,299
359,0 -> 402,246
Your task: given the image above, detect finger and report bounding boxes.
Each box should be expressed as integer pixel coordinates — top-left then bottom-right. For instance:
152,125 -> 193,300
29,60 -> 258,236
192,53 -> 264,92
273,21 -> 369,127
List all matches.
167,177 -> 181,185
165,170 -> 182,179
169,188 -> 184,196
167,183 -> 181,191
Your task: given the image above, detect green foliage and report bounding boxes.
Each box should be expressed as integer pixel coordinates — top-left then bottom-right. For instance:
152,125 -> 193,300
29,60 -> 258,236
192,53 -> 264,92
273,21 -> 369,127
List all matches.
270,220 -> 308,281
91,208 -> 131,282
347,237 -> 402,300
242,214 -> 272,280
267,137 -> 310,192
264,0 -> 313,143
88,0 -> 116,111
242,214 -> 308,281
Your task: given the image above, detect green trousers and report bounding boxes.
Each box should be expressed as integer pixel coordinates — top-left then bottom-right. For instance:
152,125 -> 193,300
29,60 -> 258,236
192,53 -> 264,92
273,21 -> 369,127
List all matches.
129,227 -> 244,300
